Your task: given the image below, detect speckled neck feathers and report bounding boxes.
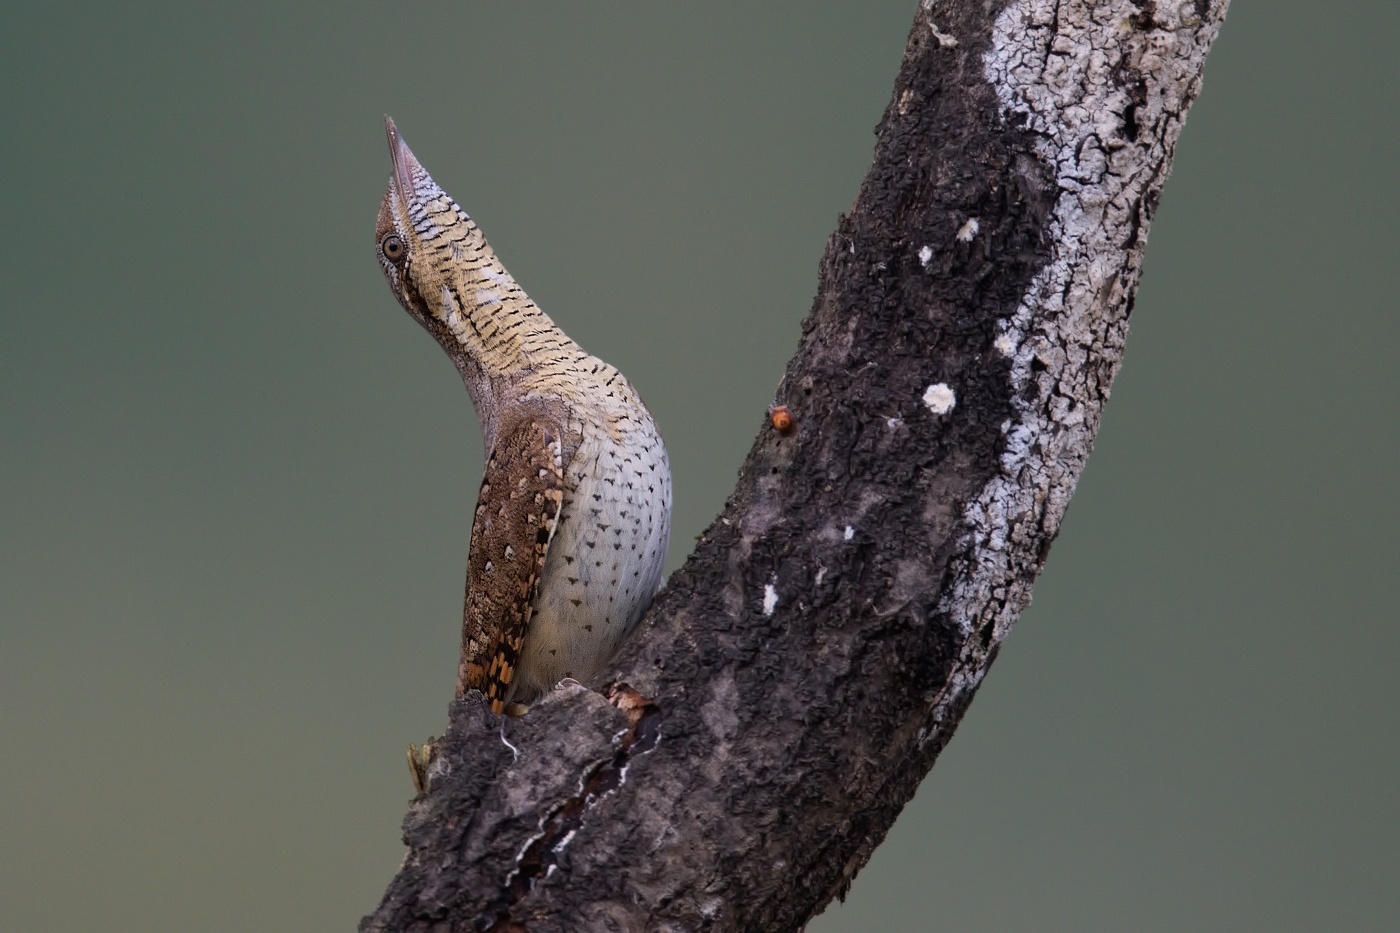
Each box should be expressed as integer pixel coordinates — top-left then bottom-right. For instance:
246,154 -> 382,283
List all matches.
375,119 -> 589,440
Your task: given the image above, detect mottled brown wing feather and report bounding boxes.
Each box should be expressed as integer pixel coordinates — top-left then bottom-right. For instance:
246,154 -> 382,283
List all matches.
458,413 -> 565,714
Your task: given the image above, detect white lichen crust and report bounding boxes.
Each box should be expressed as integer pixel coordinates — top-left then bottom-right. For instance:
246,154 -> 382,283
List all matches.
922,383 -> 956,415
762,582 -> 779,617
931,0 -> 1225,726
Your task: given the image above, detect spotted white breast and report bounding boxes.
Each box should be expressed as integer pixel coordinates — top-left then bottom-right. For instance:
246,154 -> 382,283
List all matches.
506,389 -> 672,707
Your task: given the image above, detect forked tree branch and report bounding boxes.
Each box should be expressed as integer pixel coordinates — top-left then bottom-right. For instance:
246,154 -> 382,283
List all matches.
362,2 -> 1229,930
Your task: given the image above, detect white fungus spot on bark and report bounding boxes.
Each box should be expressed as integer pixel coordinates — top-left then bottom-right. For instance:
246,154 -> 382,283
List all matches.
923,383 -> 956,414
918,244 -> 933,267
887,416 -> 903,428
815,565 -> 827,586
843,525 -> 855,541
762,582 -> 779,617
994,334 -> 1017,356
956,217 -> 980,242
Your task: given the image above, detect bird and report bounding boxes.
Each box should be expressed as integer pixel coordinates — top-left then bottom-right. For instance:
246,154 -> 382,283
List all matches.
374,116 -> 671,715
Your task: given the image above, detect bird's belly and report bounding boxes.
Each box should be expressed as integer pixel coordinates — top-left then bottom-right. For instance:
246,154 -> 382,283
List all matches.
509,429 -> 671,705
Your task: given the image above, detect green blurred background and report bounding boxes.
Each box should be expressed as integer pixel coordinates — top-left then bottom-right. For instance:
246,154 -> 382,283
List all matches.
2,3 -> 1395,930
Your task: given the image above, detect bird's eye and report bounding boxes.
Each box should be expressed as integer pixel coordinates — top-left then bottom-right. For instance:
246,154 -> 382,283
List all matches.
381,233 -> 405,262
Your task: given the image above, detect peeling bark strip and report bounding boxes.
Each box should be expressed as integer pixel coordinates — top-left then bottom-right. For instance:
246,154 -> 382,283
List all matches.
361,2 -> 1227,931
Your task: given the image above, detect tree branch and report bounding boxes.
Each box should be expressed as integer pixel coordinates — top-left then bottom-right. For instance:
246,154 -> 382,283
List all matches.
361,1 -> 1229,930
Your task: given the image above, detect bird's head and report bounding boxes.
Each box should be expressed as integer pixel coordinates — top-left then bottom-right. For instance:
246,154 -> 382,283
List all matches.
375,116 -> 475,335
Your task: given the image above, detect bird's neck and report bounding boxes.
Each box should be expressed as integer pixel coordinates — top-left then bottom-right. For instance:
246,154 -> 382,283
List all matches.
430,246 -> 585,435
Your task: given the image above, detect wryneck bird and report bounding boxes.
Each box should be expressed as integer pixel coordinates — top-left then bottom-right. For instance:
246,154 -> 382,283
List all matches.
375,116 -> 672,715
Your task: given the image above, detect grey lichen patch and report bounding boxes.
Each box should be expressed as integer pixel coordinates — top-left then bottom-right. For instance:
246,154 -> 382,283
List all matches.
746,471 -> 790,541
935,0 -> 1225,700
879,558 -> 933,617
702,671 -> 741,742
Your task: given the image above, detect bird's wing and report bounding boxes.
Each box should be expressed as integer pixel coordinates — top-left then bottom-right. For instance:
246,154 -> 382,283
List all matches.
458,411 -> 566,713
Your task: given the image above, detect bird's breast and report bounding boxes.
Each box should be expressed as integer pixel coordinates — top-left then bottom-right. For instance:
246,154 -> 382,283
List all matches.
508,411 -> 672,705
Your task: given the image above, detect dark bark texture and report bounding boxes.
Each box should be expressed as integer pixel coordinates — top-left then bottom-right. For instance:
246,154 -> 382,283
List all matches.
362,1 -> 1228,930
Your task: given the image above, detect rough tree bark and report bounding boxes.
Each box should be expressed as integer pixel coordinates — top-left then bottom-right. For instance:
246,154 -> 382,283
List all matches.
361,1 -> 1228,930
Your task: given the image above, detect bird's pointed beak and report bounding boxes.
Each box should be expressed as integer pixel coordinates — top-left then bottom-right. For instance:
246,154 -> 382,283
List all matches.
384,115 -> 420,203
